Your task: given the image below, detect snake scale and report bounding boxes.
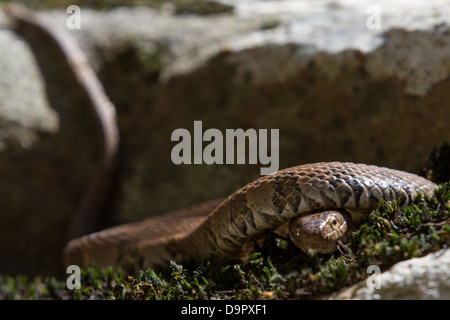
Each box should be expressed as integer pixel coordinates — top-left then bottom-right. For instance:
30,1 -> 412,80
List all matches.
5,6 -> 439,273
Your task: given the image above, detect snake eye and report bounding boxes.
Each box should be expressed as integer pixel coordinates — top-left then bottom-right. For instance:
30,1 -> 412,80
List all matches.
330,218 -> 339,230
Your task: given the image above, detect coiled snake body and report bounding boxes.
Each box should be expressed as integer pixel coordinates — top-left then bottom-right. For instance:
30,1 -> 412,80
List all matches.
64,162 -> 437,271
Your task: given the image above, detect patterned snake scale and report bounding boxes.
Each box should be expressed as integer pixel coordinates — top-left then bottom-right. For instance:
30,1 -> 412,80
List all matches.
64,162 -> 438,272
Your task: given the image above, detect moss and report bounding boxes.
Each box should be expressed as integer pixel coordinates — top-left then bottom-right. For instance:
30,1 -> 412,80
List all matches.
1,183 -> 449,300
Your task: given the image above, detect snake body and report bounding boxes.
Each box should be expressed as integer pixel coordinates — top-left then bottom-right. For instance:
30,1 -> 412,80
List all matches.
64,162 -> 437,271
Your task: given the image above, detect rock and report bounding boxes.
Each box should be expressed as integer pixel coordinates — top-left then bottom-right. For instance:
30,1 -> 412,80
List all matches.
0,13 -> 59,151
328,249 -> 450,299
0,8 -> 104,276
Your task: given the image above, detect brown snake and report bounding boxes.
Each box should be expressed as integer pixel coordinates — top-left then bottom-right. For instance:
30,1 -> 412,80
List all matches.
4,6 -> 439,273
63,162 -> 438,272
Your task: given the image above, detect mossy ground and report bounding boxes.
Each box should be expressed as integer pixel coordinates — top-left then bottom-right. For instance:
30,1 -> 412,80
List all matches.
1,183 -> 449,300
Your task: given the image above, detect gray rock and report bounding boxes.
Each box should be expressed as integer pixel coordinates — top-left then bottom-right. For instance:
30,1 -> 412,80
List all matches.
328,249 -> 450,299
39,1 -> 450,95
0,12 -> 59,151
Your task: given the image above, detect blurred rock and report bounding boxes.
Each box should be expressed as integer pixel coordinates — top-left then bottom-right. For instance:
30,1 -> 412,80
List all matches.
0,23 -> 58,151
0,8 -> 103,276
328,249 -> 450,299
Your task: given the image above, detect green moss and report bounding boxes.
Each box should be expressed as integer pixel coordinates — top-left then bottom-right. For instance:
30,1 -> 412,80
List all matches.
1,183 -> 449,300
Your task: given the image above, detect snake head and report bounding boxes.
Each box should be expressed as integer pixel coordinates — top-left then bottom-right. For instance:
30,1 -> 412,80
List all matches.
288,210 -> 354,254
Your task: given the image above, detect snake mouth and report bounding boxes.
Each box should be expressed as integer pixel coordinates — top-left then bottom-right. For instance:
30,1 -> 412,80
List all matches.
288,210 -> 353,254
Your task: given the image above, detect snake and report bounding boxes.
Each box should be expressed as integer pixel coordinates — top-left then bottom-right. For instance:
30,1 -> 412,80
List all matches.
62,162 -> 438,272
4,6 -> 439,273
